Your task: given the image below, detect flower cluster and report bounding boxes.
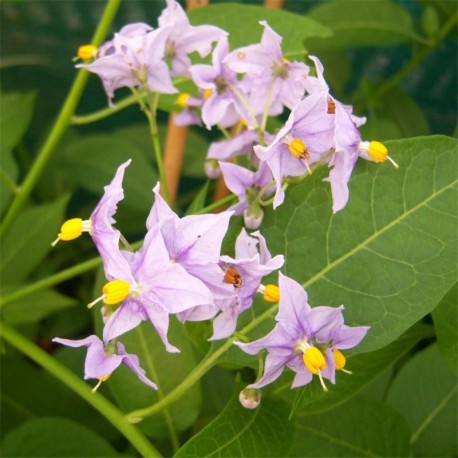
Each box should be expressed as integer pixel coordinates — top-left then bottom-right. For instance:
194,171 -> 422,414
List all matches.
52,161 -> 283,390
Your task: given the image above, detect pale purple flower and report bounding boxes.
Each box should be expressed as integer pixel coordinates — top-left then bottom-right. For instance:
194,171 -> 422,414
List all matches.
174,93 -> 204,127
79,24 -> 176,106
190,37 -> 248,129
146,185 -> 235,322
219,161 -> 274,215
211,229 -> 284,340
158,0 -> 227,77
236,273 -> 369,390
254,91 -> 335,208
225,21 -> 309,116
53,335 -> 157,389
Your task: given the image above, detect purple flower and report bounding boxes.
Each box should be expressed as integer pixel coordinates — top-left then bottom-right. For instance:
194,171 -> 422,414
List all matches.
190,37 -> 248,129
53,335 -> 157,390
158,0 -> 227,77
236,273 -> 369,390
146,185 -> 235,322
225,21 -> 309,115
79,24 -> 176,106
254,91 -> 335,208
211,229 -> 284,340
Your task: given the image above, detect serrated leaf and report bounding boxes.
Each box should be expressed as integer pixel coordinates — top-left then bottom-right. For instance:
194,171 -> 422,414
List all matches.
306,0 -> 426,50
61,134 -> 157,214
2,288 -> 77,324
290,395 -> 412,457
432,284 -> 457,374
0,196 -> 69,283
188,4 -> 332,54
0,91 -> 36,154
386,344 -> 457,457
286,323 -> 433,416
175,391 -> 295,457
261,136 -> 457,353
1,417 -> 119,457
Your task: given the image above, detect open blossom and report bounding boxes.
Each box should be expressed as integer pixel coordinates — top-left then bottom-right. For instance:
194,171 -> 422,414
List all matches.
146,184 -> 234,322
53,335 -> 157,390
225,20 -> 309,116
158,0 -> 227,77
78,23 -> 176,106
211,229 -> 284,340
190,37 -> 248,129
254,91 -> 335,208
236,273 -> 369,391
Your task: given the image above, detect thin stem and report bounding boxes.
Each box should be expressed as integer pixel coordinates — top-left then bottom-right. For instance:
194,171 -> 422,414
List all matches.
260,77 -> 277,134
126,304 -> 277,421
0,322 -> 161,458
195,194 -> 237,214
72,92 -> 142,125
0,0 -> 122,240
0,168 -> 18,194
227,82 -> 260,133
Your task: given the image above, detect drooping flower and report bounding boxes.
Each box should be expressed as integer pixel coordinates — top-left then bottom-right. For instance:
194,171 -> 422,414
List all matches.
53,335 -> 157,390
158,0 -> 227,77
219,161 -> 274,229
211,229 -> 284,340
224,21 -> 309,116
254,90 -> 335,208
190,37 -> 249,129
78,23 -> 176,106
52,160 -> 131,255
235,273 -> 369,390
146,184 -> 235,322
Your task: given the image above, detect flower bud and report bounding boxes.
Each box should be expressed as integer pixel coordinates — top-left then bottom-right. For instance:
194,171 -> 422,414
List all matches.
205,159 -> 220,179
239,387 -> 261,409
243,205 -> 264,230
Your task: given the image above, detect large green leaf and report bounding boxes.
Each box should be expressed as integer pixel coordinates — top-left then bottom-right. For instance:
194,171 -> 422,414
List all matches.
175,391 -> 295,457
306,0 -> 426,50
286,323 -> 433,416
290,394 -> 412,457
386,344 -> 457,457
1,417 -> 119,457
188,4 -> 332,54
432,284 -> 457,374
261,136 -> 457,353
0,195 -> 69,283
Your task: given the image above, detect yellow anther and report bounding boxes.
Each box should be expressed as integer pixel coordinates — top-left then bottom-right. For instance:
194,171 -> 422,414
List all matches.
92,373 -> 111,393
203,88 -> 212,100
303,346 -> 326,375
102,280 -> 131,305
333,349 -> 346,370
77,44 -> 98,60
52,218 -> 90,247
263,284 -> 280,303
288,138 -> 309,160
368,141 -> 399,168
282,57 -> 290,64
237,51 -> 246,60
224,267 -> 242,288
176,93 -> 191,109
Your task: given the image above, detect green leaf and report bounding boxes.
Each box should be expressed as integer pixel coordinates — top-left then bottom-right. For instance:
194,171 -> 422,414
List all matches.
286,323 -> 433,416
107,320 -> 202,439
61,134 -> 157,214
290,395 -> 412,457
0,91 -> 36,154
2,288 -> 77,325
0,195 -> 69,283
0,149 -> 19,216
386,344 -> 457,457
188,4 -> 332,54
261,136 -> 457,353
432,284 -> 457,374
1,417 -> 119,457
360,87 -> 430,140
175,391 -> 295,457
306,0 -> 426,50
186,181 -> 211,215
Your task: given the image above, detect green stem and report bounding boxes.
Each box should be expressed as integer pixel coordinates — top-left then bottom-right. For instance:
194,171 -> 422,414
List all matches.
366,13 -> 457,107
0,168 -> 18,194
0,322 -> 161,458
0,0 -> 122,240
195,194 -> 237,214
72,92 -> 142,125
125,304 -> 277,421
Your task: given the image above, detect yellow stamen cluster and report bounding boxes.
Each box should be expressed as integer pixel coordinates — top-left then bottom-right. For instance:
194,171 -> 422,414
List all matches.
263,284 -> 280,303
303,346 -> 326,375
368,141 -> 399,168
102,280 -> 131,305
92,373 -> 111,393
333,349 -> 346,370
288,138 -> 309,160
77,45 -> 98,61
203,88 -> 212,100
176,93 -> 191,109
51,218 -> 91,247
